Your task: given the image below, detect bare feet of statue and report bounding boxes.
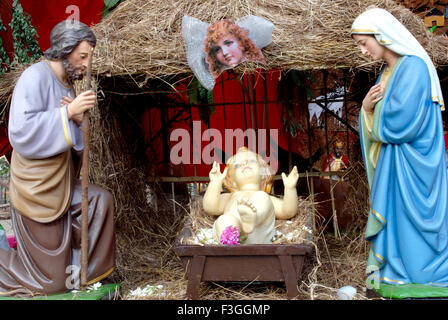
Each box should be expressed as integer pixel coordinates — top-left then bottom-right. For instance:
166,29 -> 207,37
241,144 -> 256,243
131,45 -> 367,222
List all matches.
237,197 -> 257,234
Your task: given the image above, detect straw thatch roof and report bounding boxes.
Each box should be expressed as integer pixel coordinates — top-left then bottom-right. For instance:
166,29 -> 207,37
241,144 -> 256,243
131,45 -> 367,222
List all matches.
92,0 -> 448,82
0,0 -> 446,108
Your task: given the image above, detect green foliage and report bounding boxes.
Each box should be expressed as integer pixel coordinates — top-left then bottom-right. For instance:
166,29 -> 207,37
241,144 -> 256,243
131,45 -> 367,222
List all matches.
188,76 -> 215,127
8,0 -> 42,65
102,0 -> 126,19
0,15 -> 10,75
0,156 -> 9,176
285,69 -> 315,100
278,70 -> 315,137
282,113 -> 302,138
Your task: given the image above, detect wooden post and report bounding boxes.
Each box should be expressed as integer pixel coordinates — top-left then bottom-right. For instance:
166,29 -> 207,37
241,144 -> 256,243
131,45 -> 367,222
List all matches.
328,178 -> 341,239
308,172 -> 316,233
186,255 -> 206,299
80,48 -> 94,290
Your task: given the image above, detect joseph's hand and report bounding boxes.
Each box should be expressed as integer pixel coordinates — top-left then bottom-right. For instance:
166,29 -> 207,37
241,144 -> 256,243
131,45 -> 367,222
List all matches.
66,90 -> 96,123
61,94 -> 81,126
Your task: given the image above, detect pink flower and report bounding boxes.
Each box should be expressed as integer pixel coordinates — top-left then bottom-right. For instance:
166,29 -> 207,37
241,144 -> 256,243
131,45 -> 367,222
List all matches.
220,226 -> 240,245
7,236 -> 16,249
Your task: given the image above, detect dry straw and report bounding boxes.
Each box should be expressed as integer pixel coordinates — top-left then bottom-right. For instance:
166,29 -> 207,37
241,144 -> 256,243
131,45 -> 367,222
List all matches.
91,0 -> 448,84
1,0 -> 446,107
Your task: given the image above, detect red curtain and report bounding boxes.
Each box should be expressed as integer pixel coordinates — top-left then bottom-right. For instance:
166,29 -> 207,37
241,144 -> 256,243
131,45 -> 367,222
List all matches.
142,69 -> 306,178
0,0 -> 104,57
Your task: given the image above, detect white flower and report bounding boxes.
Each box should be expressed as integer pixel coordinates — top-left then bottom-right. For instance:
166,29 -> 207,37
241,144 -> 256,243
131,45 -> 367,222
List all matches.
87,282 -> 102,292
145,185 -> 155,206
196,228 -> 218,245
301,226 -> 312,234
271,229 -> 285,242
127,284 -> 166,298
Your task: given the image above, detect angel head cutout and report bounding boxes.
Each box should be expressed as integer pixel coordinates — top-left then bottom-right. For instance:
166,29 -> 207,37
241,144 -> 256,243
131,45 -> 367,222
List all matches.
182,15 -> 273,90
204,19 -> 266,79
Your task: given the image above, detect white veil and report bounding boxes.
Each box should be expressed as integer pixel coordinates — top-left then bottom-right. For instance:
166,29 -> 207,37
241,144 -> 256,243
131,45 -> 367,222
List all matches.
351,8 -> 444,109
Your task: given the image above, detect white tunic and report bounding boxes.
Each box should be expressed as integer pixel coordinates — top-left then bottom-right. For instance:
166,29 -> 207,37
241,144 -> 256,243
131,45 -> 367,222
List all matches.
9,60 -> 83,159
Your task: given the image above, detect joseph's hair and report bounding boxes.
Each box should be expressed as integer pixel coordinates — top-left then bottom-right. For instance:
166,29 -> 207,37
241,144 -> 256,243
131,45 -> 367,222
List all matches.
44,20 -> 96,60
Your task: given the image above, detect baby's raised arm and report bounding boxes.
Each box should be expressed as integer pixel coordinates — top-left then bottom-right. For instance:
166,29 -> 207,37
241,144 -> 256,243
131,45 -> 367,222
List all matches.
203,161 -> 231,216
270,166 -> 299,219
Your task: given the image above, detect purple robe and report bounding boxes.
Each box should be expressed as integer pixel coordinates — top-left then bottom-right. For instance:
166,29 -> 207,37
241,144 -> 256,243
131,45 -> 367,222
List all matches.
0,60 -> 115,296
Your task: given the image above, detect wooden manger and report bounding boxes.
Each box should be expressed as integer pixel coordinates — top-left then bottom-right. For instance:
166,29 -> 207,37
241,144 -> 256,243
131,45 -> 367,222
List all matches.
173,196 -> 314,300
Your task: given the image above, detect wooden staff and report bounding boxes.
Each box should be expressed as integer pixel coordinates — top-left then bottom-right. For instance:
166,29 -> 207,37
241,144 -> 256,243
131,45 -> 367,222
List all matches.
80,48 -> 94,290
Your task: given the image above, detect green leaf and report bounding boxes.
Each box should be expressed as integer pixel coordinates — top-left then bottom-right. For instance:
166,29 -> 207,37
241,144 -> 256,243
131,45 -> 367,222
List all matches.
188,77 -> 199,104
290,70 -> 302,86
102,0 -> 125,19
0,156 -> 10,176
207,90 -> 215,111
104,0 -> 121,9
0,15 -> 10,75
198,86 -> 206,101
8,0 -> 42,65
188,76 -> 216,127
198,106 -> 210,127
292,117 -> 304,133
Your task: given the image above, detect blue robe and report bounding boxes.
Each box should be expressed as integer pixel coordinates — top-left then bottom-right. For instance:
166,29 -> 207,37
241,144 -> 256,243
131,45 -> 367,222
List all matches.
359,55 -> 448,297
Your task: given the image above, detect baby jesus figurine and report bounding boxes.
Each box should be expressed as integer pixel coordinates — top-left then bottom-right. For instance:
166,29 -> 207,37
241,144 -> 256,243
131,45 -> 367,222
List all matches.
203,147 -> 300,244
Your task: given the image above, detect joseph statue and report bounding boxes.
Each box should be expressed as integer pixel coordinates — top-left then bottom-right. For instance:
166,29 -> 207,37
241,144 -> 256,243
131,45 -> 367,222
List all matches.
0,20 -> 115,296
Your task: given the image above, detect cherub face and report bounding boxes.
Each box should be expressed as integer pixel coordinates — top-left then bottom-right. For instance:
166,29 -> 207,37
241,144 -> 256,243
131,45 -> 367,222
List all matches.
213,36 -> 244,67
232,151 -> 261,187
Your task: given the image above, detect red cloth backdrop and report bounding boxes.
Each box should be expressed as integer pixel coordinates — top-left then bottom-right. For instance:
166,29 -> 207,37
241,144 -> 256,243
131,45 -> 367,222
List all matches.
0,0 -> 104,161
0,0 -> 104,56
142,69 -> 307,178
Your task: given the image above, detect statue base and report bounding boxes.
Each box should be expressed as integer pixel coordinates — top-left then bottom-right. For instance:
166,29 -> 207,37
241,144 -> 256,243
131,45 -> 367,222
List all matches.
0,283 -> 121,300
369,282 -> 448,300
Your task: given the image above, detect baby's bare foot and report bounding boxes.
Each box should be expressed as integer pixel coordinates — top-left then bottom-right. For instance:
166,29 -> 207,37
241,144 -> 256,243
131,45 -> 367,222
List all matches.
237,197 -> 257,234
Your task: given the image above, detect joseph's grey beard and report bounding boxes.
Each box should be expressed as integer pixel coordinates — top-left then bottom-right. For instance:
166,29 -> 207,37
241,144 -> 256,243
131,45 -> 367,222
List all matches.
62,59 -> 83,81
